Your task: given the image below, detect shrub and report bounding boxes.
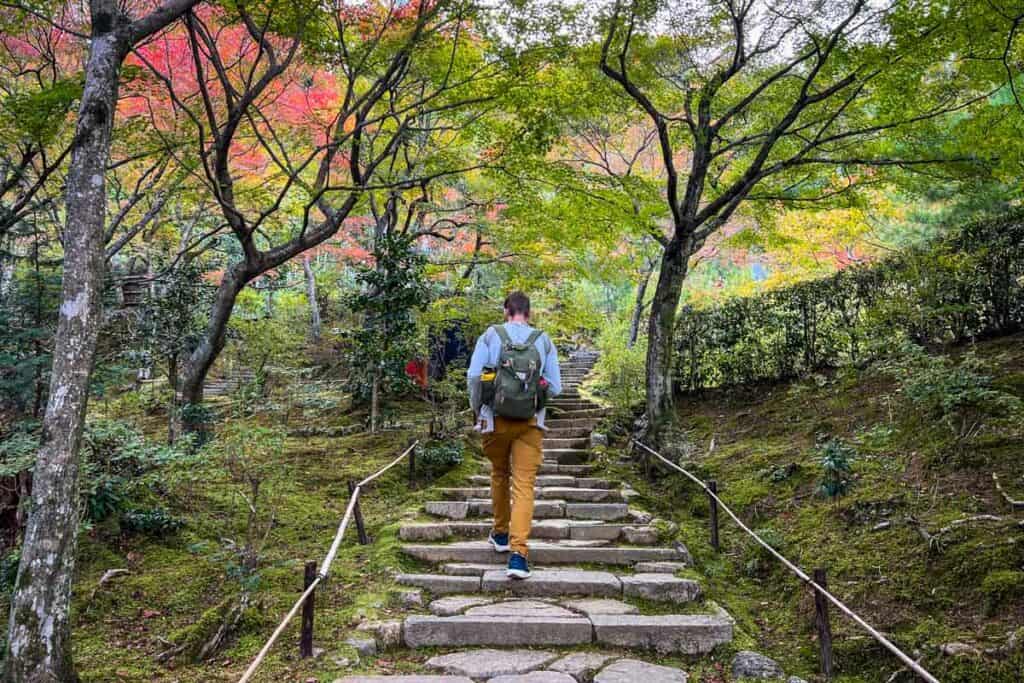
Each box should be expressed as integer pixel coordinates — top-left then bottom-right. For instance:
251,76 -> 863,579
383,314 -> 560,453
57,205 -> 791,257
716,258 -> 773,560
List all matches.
881,342 -> 1023,445
120,507 -> 185,537
674,210 -> 1024,391
415,440 -> 463,479
816,438 -> 856,501
590,316 -> 646,412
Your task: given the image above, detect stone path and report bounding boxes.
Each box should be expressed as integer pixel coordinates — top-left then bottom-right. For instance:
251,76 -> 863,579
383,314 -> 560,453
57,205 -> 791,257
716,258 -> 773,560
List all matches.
336,351 -> 736,682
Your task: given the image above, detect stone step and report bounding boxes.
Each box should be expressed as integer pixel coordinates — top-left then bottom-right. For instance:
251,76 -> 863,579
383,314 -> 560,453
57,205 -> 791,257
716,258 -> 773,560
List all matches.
547,408 -> 611,420
481,462 -> 593,476
399,520 -> 659,544
425,500 -> 628,520
400,540 -> 681,565
401,611 -> 732,654
544,449 -> 590,465
467,475 -> 613,489
436,487 -> 621,503
542,428 -> 593,439
542,437 -> 590,449
544,418 -> 601,430
404,614 -> 592,647
400,570 -> 701,605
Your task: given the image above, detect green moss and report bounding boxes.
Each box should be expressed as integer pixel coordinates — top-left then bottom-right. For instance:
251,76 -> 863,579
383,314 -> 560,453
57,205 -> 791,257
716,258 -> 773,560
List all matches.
981,570 -> 1024,615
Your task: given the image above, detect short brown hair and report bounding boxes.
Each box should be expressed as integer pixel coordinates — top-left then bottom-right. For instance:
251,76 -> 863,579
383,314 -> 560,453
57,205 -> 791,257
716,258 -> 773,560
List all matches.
503,291 -> 531,317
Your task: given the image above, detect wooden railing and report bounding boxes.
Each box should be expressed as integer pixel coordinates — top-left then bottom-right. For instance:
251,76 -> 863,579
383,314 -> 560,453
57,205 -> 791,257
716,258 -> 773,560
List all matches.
632,439 -> 939,683
238,440 -> 419,683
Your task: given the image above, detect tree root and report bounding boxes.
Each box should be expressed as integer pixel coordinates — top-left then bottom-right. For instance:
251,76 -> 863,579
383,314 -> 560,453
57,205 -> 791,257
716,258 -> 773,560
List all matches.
156,592 -> 252,664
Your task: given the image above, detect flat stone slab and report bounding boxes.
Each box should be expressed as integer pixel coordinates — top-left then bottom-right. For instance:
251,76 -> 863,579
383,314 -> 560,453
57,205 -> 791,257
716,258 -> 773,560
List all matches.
634,561 -> 689,573
621,574 -> 703,604
591,614 -> 733,654
428,595 -> 494,616
594,659 -> 689,683
469,500 -> 567,519
425,501 -> 470,520
442,563 -> 506,576
471,475 -> 579,487
490,673 -> 577,683
403,615 -> 592,647
465,600 -> 577,618
396,574 -> 481,594
561,598 -> 639,616
482,569 -> 621,597
537,487 -> 622,502
548,652 -> 615,680
426,648 -> 558,678
399,523 -> 454,542
335,677 -> 474,682
731,650 -> 785,679
402,542 -> 678,566
565,503 -> 629,521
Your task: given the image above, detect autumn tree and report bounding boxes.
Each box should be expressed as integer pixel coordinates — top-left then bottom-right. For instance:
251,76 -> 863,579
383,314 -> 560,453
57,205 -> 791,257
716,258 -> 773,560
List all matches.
598,0 -> 1006,439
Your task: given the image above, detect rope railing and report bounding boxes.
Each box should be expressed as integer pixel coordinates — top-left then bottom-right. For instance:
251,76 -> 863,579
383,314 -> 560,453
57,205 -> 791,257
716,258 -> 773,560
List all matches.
631,439 -> 939,683
238,440 -> 420,683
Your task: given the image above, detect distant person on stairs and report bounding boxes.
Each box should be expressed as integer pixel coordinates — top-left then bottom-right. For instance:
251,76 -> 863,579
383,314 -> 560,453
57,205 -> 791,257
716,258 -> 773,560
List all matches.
467,291 -> 562,579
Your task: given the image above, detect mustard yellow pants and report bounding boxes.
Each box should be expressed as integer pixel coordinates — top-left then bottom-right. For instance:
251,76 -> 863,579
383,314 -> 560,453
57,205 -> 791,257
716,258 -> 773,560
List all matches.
483,416 -> 543,557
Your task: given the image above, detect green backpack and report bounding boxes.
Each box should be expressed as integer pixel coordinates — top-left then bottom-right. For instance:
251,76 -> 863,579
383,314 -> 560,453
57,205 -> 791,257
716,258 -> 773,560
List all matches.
488,325 -> 547,420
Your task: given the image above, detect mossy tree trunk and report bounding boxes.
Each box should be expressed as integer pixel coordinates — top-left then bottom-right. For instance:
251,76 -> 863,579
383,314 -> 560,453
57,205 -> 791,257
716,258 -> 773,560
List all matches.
4,1 -> 200,679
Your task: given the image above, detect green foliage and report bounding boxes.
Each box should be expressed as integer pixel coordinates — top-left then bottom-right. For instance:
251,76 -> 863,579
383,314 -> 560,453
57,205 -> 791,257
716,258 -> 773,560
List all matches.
742,526 -> 786,578
815,438 -> 855,501
0,258 -> 61,415
675,211 -> 1024,391
980,570 -> 1024,615
0,77 -> 82,144
343,231 -> 431,405
414,440 -> 464,480
0,428 -> 38,479
80,419 -> 197,525
882,343 -> 1023,445
590,316 -> 646,412
0,549 -> 20,597
119,508 -> 184,537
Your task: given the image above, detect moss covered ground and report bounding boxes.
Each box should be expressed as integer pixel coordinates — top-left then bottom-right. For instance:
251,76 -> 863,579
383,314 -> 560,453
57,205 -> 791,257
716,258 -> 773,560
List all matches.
594,333 -> 1024,682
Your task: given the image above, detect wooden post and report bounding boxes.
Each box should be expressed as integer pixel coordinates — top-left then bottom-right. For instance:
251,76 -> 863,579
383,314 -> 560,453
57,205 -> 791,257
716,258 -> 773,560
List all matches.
408,446 -> 416,486
813,567 -> 834,680
299,561 -> 316,658
707,480 -> 720,551
348,480 -> 369,545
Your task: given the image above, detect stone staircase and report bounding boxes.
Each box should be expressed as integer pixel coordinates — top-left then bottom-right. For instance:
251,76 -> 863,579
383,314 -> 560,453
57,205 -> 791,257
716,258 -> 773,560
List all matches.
337,350 -> 735,682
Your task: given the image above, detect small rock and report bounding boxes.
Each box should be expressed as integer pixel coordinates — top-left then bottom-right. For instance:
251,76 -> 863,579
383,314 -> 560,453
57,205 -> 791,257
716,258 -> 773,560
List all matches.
398,589 -> 424,607
344,636 -> 377,657
590,432 -> 609,447
628,508 -> 653,524
872,521 -> 891,532
940,642 -> 981,657
356,620 -> 402,649
787,677 -> 809,683
621,526 -> 659,545
650,518 -> 679,539
330,655 -> 351,668
731,651 -> 785,679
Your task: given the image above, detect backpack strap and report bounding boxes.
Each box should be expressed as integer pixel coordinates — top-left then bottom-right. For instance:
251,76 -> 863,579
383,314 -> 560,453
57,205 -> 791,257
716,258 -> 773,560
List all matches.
525,329 -> 543,346
494,324 -> 512,345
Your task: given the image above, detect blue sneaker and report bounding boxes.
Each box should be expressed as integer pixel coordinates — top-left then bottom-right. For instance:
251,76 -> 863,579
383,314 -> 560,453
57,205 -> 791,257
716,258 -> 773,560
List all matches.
488,530 -> 510,553
507,552 -> 531,579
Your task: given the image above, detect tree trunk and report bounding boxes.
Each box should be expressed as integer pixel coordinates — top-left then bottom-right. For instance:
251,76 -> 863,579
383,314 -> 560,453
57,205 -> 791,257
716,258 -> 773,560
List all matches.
302,254 -> 321,342
4,27 -> 124,683
370,370 -> 380,433
643,241 -> 690,444
628,266 -> 652,349
179,266 -> 248,406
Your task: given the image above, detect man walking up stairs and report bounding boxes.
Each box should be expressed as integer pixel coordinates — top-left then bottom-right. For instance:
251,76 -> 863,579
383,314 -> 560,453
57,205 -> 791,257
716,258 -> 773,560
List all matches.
466,292 -> 561,579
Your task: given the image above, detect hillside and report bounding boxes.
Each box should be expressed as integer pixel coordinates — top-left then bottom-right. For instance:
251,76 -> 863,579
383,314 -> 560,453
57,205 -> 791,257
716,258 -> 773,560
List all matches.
602,333 -> 1024,682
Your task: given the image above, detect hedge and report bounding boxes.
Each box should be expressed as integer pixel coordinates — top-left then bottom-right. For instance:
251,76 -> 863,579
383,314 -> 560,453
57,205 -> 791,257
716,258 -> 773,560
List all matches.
674,210 -> 1024,392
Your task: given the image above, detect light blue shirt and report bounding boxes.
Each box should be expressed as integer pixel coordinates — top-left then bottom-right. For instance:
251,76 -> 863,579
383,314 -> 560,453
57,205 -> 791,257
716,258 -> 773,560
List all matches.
467,321 -> 561,432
